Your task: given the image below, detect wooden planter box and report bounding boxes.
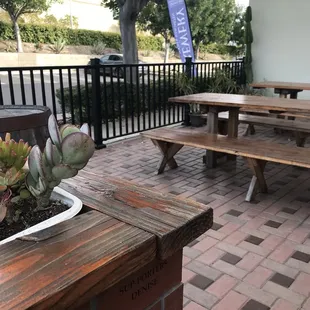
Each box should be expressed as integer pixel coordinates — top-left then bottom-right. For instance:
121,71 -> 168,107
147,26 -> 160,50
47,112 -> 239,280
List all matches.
0,170 -> 213,310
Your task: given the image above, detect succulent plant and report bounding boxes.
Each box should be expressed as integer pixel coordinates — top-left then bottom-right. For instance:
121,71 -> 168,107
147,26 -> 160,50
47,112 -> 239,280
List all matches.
0,133 -> 31,171
26,115 -> 95,209
0,167 -> 29,223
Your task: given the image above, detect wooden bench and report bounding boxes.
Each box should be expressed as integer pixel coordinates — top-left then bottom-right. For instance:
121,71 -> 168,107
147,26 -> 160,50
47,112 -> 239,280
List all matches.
214,112 -> 310,146
142,127 -> 310,202
279,112 -> 310,119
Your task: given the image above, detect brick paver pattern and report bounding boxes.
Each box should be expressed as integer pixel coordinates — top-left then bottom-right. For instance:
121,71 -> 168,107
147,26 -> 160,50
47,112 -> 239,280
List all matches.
86,125 -> 310,310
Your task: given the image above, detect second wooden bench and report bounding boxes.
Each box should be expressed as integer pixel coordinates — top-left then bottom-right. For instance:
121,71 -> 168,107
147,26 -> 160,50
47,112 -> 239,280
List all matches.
214,111 -> 310,146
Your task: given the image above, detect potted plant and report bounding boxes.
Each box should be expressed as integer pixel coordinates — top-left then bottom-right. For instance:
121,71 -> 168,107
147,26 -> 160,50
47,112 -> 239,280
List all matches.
175,73 -> 206,127
0,115 -> 95,245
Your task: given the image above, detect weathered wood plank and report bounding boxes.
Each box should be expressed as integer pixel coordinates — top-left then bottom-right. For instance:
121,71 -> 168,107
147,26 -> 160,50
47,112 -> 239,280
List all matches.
250,81 -> 310,91
0,211 -> 156,310
0,211 -> 109,267
168,93 -> 310,114
60,170 -> 213,259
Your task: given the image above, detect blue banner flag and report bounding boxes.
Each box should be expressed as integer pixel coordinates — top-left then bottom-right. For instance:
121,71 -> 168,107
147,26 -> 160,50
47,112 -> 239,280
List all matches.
167,0 -> 195,63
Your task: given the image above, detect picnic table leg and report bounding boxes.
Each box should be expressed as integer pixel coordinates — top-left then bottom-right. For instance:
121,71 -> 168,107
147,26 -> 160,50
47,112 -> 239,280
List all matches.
245,158 -> 267,202
288,91 -> 299,120
152,139 -> 183,174
227,108 -> 239,161
206,108 -> 219,168
295,132 -> 307,147
290,91 -> 298,99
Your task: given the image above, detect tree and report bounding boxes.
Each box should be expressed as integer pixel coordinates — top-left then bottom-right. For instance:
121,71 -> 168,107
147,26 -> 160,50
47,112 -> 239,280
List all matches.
186,0 -> 236,59
231,5 -> 245,47
0,0 -> 59,52
102,0 -> 163,64
59,15 -> 79,29
137,2 -> 172,63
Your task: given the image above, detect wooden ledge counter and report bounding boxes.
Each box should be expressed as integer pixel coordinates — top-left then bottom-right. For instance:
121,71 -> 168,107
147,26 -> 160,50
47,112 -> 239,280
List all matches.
0,170 -> 213,310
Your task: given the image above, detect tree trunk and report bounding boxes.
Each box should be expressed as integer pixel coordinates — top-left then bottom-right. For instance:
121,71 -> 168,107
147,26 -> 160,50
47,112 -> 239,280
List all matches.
119,8 -> 138,64
164,38 -> 170,63
13,19 -> 23,53
195,42 -> 200,60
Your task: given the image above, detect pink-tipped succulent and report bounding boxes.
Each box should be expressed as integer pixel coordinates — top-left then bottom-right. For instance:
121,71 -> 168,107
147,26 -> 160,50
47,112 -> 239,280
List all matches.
0,167 -> 28,223
0,133 -> 31,171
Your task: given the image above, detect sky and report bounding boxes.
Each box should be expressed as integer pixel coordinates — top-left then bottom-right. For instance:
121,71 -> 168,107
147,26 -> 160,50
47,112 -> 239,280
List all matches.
236,0 -> 249,6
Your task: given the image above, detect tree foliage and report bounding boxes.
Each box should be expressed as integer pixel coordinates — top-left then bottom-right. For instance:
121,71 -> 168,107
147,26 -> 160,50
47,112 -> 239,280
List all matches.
186,0 -> 235,58
101,0 -> 163,64
135,0 -> 236,59
137,2 -> 172,62
137,2 -> 171,41
0,0 -> 59,51
230,5 -> 245,46
0,0 -> 57,20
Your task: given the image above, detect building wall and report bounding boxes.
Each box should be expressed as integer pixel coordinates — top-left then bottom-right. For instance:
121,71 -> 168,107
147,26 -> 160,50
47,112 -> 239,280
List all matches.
48,0 -> 119,32
250,0 -> 310,98
0,52 -> 96,67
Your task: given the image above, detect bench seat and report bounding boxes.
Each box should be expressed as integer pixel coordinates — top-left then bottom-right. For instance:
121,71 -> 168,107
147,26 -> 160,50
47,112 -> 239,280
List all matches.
279,112 -> 310,119
142,127 -> 310,201
216,112 -> 310,146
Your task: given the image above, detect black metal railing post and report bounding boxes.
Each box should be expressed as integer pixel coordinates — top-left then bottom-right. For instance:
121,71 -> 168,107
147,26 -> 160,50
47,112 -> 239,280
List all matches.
91,58 -> 105,149
183,57 -> 192,126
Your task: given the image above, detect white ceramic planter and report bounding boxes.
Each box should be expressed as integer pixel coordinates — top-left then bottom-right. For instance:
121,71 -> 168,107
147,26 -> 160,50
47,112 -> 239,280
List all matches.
0,187 -> 83,245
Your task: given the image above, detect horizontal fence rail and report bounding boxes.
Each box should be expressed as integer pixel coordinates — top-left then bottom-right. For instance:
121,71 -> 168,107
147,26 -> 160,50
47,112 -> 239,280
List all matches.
0,58 -> 245,147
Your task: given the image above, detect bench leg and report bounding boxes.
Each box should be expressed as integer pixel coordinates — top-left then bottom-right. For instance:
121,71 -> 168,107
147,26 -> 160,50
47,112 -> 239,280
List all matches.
206,110 -> 219,168
227,108 -> 239,161
152,140 -> 183,174
295,132 -> 307,147
245,158 -> 267,202
242,124 -> 256,137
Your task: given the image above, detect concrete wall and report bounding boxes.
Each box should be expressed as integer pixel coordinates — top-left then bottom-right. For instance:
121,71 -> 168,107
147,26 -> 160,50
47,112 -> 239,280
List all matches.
250,0 -> 310,98
48,0 -> 119,32
0,53 -> 96,67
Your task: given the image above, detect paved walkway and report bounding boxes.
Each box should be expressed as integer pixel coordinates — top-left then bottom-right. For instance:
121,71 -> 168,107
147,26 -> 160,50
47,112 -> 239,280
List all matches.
86,124 -> 310,310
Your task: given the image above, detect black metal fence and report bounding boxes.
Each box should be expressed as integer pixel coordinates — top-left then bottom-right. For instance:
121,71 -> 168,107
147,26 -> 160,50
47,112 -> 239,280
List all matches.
0,58 -> 244,148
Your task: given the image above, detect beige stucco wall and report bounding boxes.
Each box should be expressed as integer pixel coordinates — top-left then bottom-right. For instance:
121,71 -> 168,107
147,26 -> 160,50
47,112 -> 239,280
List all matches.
0,53 -> 96,67
250,0 -> 310,99
48,0 -> 119,32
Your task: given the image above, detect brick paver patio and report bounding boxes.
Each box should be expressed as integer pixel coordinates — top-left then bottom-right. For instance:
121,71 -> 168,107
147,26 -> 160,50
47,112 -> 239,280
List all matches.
86,124 -> 310,310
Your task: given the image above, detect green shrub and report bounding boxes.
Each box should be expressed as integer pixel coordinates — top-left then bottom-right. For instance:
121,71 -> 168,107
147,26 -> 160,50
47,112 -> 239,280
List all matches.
49,38 -> 66,54
0,21 -> 163,51
91,42 -> 106,55
200,43 -> 244,56
56,80 -> 173,124
137,35 -> 162,51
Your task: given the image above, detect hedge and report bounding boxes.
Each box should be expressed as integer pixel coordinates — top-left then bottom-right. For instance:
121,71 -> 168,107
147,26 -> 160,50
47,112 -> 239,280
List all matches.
200,43 -> 244,56
56,80 -> 174,124
0,21 -> 163,51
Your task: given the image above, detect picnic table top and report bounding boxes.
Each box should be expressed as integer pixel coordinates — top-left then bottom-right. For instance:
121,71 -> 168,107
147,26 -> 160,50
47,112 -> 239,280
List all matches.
0,170 -> 213,310
168,93 -> 310,113
250,81 -> 310,91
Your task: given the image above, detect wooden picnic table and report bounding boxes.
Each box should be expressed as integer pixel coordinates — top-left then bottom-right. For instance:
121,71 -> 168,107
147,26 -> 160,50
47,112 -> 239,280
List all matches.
168,93 -> 310,168
250,81 -> 310,99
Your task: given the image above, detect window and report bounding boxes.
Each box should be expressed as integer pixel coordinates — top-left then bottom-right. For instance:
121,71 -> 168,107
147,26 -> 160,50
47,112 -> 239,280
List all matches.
100,55 -> 109,61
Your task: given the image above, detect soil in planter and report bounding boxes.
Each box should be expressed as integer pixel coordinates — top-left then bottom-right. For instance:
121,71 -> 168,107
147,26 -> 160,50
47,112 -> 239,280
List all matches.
0,199 -> 69,241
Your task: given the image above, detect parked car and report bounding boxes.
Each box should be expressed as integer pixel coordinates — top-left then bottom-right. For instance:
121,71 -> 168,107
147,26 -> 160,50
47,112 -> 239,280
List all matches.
87,54 -> 148,78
